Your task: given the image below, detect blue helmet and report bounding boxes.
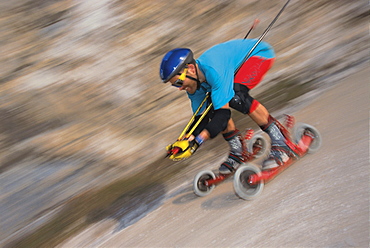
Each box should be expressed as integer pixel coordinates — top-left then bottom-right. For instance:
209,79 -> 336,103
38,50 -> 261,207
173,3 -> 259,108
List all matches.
160,48 -> 194,83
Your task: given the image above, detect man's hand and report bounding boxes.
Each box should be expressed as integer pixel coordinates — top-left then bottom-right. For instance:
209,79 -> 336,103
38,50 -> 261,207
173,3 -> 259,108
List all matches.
166,139 -> 200,161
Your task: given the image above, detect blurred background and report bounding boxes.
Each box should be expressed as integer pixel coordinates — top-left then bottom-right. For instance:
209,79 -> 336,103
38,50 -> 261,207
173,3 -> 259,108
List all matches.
0,0 -> 368,247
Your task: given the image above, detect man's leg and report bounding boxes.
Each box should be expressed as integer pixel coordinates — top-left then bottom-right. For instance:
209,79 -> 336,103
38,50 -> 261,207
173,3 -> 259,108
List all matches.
250,105 -> 295,169
231,55 -> 294,170
221,118 -> 236,133
248,103 -> 269,126
219,119 -> 246,174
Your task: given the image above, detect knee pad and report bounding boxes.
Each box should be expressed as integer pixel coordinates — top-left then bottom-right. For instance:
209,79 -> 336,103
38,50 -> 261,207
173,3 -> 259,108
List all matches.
229,93 -> 259,114
204,109 -> 231,138
229,83 -> 260,114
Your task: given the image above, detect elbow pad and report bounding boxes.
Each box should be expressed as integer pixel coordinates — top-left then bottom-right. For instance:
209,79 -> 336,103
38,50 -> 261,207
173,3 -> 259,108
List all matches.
205,108 -> 231,138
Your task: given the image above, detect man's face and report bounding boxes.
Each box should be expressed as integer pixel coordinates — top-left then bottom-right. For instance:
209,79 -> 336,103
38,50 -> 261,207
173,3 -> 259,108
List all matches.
169,67 -> 197,94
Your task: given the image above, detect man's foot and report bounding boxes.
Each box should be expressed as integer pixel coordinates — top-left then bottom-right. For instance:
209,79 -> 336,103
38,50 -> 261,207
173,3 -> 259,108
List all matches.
219,130 -> 246,174
262,145 -> 293,170
260,115 -> 296,170
219,153 -> 243,174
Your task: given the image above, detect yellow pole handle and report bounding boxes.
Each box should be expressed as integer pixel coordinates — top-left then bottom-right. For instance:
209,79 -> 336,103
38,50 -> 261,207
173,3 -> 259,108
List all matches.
177,93 -> 210,140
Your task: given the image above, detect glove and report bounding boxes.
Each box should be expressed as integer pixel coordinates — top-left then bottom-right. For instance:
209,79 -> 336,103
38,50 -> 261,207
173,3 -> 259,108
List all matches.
166,136 -> 204,161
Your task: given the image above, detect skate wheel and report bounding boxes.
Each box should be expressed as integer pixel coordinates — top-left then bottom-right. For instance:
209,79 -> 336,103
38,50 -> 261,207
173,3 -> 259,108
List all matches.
233,164 -> 264,200
193,170 -> 216,197
292,123 -> 322,154
247,133 -> 270,160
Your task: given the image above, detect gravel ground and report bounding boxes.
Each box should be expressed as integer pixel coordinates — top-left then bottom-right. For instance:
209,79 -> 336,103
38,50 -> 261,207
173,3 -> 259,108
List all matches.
60,67 -> 369,247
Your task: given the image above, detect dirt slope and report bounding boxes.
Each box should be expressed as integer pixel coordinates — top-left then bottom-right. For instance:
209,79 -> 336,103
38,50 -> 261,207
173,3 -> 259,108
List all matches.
61,68 -> 369,247
1,1 -> 368,246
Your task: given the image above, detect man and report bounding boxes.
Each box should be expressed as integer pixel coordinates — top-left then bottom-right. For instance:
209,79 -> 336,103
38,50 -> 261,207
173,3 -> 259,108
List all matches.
160,39 -> 295,174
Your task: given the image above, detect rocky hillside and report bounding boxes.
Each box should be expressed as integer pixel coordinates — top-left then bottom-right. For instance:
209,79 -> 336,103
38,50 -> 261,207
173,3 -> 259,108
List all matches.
0,0 -> 368,246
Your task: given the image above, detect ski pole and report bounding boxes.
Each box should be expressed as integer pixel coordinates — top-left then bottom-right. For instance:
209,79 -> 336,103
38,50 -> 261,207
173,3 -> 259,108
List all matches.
166,99 -> 211,158
184,103 -> 213,139
243,18 -> 260,39
236,0 -> 291,75
177,93 -> 210,140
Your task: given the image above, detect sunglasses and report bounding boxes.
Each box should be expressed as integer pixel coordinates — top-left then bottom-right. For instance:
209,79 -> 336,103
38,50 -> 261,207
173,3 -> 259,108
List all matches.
171,68 -> 188,87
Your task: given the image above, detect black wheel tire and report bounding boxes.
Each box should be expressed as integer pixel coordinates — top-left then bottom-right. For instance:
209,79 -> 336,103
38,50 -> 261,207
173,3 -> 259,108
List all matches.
233,164 -> 264,200
292,123 -> 322,154
193,170 -> 216,197
247,133 -> 270,160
